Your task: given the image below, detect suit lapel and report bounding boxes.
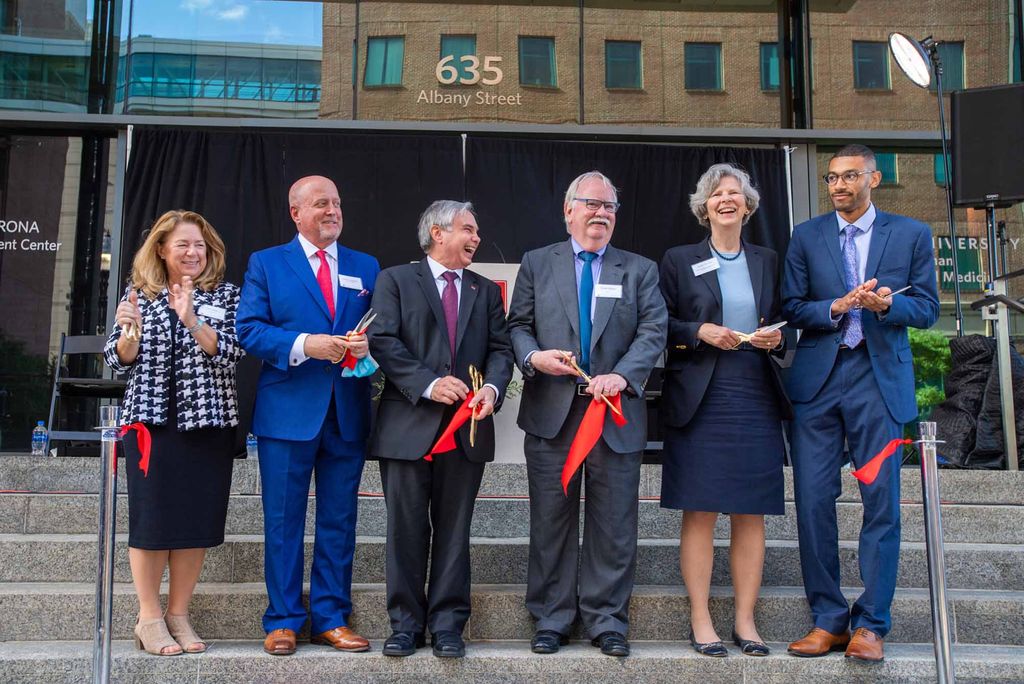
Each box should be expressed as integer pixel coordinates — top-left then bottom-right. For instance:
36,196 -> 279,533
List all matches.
746,244 -> 765,319
822,214 -> 847,287
283,237 -> 332,322
551,240 -> 580,339
694,239 -> 722,306
416,259 -> 450,352
455,269 -> 480,358
864,211 -> 892,280
590,246 -> 622,349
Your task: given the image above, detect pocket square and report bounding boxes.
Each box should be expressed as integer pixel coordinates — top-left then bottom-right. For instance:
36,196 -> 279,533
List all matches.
357,289 -> 370,297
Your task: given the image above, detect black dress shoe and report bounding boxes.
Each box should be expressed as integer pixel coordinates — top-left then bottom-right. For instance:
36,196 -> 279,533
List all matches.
732,630 -> 770,656
689,631 -> 728,657
531,630 -> 568,654
382,631 -> 424,657
591,631 -> 630,657
431,631 -> 466,658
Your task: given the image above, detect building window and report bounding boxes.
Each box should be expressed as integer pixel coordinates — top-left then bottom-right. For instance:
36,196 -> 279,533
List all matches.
365,36 -> 404,87
934,153 -> 949,186
605,41 -> 642,89
441,35 -> 477,83
876,152 -> 898,185
931,42 -> 964,92
519,36 -> 556,87
685,43 -> 722,91
760,42 -> 779,91
853,41 -> 890,90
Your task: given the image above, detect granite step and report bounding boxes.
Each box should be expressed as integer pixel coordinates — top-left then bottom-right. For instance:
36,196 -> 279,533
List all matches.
1,639 -> 1022,683
0,582 -> 1020,645
4,492 -> 1023,545
0,534 -> 1020,590
1,455 -> 1022,504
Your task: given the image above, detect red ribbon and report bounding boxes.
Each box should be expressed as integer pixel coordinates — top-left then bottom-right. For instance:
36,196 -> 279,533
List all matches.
851,438 -> 912,485
339,354 -> 358,370
119,423 -> 153,477
424,392 -> 476,462
561,394 -> 628,495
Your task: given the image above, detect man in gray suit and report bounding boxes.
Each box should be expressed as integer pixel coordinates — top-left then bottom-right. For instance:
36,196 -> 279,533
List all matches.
507,171 -> 667,657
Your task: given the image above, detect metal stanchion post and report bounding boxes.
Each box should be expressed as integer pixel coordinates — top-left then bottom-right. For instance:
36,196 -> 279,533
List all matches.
93,405 -> 120,684
918,421 -> 955,683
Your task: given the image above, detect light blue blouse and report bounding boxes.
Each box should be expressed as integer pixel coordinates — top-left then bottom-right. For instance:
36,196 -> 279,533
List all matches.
716,250 -> 758,334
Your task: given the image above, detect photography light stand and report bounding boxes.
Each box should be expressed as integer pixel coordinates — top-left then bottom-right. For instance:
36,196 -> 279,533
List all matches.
889,33 -> 965,337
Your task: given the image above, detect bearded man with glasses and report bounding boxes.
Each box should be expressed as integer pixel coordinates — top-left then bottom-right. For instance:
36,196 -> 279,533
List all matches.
781,144 -> 939,662
507,170 -> 667,658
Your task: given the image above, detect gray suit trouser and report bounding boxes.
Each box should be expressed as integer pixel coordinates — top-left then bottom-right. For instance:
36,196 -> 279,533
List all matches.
524,395 -> 642,638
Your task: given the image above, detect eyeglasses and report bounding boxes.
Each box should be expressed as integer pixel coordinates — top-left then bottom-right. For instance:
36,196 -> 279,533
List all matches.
823,170 -> 876,185
573,197 -> 620,213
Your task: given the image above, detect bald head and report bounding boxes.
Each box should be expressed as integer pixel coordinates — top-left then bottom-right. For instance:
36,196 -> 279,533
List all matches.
289,175 -> 343,248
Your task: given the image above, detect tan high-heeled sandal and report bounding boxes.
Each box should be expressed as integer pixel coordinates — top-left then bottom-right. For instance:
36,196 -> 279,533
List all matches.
134,617 -> 183,656
164,613 -> 207,653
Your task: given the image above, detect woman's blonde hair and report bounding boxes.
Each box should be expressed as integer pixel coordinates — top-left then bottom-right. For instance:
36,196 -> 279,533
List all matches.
130,210 -> 226,299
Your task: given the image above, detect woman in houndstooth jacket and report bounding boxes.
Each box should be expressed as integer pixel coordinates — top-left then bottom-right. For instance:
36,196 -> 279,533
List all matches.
104,209 -> 244,656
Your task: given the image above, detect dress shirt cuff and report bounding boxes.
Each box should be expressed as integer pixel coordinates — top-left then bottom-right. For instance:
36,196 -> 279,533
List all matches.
290,333 -> 309,366
481,383 -> 500,403
829,301 -> 844,328
422,378 -> 440,400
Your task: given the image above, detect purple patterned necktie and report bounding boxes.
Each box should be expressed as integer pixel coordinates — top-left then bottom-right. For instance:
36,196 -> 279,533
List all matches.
841,224 -> 864,347
441,271 -> 459,366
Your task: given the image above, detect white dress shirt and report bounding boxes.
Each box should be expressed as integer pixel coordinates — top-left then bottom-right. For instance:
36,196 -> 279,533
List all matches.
289,235 -> 338,366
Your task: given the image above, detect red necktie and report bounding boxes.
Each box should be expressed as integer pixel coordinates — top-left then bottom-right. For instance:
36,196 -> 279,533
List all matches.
316,249 -> 335,318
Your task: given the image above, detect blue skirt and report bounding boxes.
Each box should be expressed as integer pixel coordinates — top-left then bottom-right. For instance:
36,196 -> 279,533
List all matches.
660,350 -> 785,515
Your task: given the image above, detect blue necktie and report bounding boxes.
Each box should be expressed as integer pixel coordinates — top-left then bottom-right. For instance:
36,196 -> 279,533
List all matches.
578,251 -> 597,373
841,224 -> 864,347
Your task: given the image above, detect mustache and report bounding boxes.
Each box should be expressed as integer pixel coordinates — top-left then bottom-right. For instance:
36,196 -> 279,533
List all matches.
587,218 -> 611,227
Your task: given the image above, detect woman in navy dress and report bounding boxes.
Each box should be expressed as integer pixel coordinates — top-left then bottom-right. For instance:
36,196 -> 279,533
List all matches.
659,163 -> 792,657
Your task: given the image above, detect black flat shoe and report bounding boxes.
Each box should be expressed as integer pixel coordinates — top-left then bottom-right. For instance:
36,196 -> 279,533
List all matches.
732,630 -> 770,656
431,630 -> 465,658
531,630 -> 568,654
591,631 -> 630,657
382,631 -> 424,657
689,631 -> 728,657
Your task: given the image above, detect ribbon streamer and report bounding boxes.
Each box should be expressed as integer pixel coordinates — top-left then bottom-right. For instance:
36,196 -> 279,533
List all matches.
561,394 -> 628,495
851,438 -> 912,485
424,392 -> 476,462
118,423 -> 153,477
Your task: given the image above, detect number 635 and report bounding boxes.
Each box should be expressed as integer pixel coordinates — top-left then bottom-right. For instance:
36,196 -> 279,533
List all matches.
436,55 -> 504,85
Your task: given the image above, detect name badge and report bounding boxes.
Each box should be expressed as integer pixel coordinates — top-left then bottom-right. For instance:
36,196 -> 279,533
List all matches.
197,304 -> 226,321
691,257 -> 720,276
338,274 -> 364,290
594,283 -> 623,299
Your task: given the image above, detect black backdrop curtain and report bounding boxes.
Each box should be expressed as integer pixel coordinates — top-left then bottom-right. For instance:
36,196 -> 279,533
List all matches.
464,137 -> 790,268
121,128 -> 790,454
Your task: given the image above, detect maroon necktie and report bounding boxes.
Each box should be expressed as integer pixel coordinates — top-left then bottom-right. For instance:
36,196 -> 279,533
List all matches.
315,249 -> 335,318
441,271 -> 459,366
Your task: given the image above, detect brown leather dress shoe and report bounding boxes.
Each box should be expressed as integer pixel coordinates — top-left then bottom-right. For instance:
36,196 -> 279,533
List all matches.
845,627 -> 884,662
787,627 -> 851,657
311,626 -> 370,653
263,628 -> 296,656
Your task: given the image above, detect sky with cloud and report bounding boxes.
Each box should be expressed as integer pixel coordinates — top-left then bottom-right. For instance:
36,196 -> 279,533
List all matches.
123,0 -> 322,46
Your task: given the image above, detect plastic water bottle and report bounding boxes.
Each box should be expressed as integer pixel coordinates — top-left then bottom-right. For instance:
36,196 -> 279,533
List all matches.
31,421 -> 48,456
246,432 -> 258,458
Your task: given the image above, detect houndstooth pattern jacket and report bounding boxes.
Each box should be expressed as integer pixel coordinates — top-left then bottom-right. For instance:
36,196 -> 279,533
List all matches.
104,282 -> 245,430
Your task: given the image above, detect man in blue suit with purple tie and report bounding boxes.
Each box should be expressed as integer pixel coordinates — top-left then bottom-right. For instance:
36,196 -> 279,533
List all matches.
237,175 -> 380,656
782,145 -> 939,663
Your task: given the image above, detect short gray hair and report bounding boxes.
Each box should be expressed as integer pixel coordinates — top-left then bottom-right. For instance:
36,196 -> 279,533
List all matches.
689,163 -> 760,228
563,171 -> 618,229
418,200 -> 475,253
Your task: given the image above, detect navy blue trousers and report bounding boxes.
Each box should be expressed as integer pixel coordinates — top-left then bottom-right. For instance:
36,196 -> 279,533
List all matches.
258,399 -> 366,634
790,346 -> 902,637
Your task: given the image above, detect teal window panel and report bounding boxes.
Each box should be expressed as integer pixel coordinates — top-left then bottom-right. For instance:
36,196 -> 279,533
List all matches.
441,35 -> 477,82
876,152 -> 898,185
931,42 -> 964,92
519,36 -> 556,87
128,53 -> 154,98
760,42 -> 779,91
685,42 -> 722,90
853,41 -> 890,89
365,36 -> 404,87
606,40 -> 642,89
934,153 -> 949,186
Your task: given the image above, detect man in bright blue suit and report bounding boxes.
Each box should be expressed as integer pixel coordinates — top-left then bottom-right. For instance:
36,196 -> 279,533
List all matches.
782,145 -> 939,663
237,175 -> 380,656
